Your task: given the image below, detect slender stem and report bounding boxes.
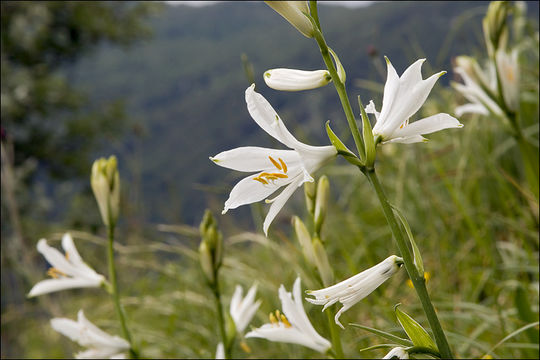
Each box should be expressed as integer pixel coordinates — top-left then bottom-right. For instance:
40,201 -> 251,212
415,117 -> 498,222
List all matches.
107,224 -> 137,358
212,278 -> 231,359
325,308 -> 344,358
364,169 -> 453,359
309,1 -> 365,159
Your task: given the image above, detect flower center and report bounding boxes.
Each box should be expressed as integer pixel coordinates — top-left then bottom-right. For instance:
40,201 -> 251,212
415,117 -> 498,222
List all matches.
253,156 -> 289,185
269,309 -> 292,328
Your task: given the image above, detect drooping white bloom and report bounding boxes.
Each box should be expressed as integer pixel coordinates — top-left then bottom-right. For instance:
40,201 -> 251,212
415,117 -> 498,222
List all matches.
28,233 -> 105,297
245,277 -> 331,353
210,84 -> 337,236
264,68 -> 331,91
215,342 -> 225,359
50,310 -> 130,359
367,57 -> 463,144
230,284 -> 262,333
383,347 -> 410,359
495,48 -> 519,112
306,255 -> 403,329
452,56 -> 503,117
265,1 -> 314,38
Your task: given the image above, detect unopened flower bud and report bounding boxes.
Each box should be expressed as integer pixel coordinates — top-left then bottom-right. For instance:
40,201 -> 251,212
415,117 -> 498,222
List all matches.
265,1 -> 314,38
199,210 -> 223,283
199,241 -> 214,284
293,216 -> 316,266
90,156 -> 120,227
314,175 -> 329,234
312,237 -> 333,287
304,181 -> 316,216
264,69 -> 331,91
483,1 -> 510,57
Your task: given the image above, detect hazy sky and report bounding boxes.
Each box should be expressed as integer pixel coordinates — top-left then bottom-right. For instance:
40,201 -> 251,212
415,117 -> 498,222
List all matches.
166,1 -> 374,8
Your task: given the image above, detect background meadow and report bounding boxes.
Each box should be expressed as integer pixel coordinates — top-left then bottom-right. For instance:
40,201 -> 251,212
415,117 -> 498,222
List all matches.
1,1 -> 539,358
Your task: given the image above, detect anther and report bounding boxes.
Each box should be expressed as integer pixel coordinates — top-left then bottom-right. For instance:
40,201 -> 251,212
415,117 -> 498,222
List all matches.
253,177 -> 269,185
280,314 -> 292,328
278,158 -> 287,173
268,156 -> 282,170
47,267 -> 67,279
269,312 -> 278,325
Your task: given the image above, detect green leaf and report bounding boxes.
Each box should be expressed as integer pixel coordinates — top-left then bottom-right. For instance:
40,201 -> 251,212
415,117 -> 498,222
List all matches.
390,203 -> 424,276
325,121 -> 364,166
514,286 -> 539,344
349,323 -> 414,347
328,47 -> 346,83
395,305 -> 438,351
358,95 -> 375,168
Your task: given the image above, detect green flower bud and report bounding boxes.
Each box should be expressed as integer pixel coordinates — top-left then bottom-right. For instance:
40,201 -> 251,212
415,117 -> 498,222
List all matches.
198,240 -> 214,284
304,181 -> 316,216
292,216 -> 316,266
198,210 -> 224,283
312,236 -> 333,287
482,1 -> 510,57
90,156 -> 120,228
314,175 -> 329,235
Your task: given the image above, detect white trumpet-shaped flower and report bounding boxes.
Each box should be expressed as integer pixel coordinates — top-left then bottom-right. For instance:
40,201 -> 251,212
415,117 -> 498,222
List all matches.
495,48 -> 519,112
367,57 -> 463,144
210,84 -> 337,236
230,284 -> 262,333
264,68 -> 331,91
383,347 -> 410,359
50,310 -> 130,359
245,277 -> 331,353
452,56 -> 503,117
306,255 -> 403,329
28,233 -> 105,297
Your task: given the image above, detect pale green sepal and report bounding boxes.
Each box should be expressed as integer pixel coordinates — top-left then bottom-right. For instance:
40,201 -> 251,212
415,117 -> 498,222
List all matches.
328,47 -> 346,83
314,175 -> 329,235
304,182 -> 316,216
293,216 -> 316,266
390,203 -> 424,276
358,95 -> 375,169
325,121 -> 364,166
394,304 -> 438,351
349,323 -> 414,347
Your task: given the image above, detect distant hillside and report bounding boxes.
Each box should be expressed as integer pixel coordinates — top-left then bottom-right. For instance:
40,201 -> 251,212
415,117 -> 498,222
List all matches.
64,1 -> 536,226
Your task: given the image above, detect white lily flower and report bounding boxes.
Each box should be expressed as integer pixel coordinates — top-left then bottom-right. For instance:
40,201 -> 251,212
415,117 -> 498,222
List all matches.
495,48 -> 519,112
215,342 -> 225,359
367,57 -> 463,144
306,255 -> 403,329
210,84 -> 337,236
264,68 -> 331,91
452,56 -> 503,117
383,346 -> 410,359
28,233 -> 105,297
265,1 -> 314,38
230,284 -> 262,333
50,310 -> 130,359
245,277 -> 331,353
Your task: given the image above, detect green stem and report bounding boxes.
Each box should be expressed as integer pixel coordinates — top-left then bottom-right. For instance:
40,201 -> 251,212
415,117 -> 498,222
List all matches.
325,307 -> 344,358
212,278 -> 231,359
364,169 -> 453,359
309,1 -> 365,159
107,224 -> 138,359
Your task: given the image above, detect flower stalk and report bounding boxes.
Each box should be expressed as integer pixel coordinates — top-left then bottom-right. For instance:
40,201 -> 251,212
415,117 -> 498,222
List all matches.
308,1 -> 453,358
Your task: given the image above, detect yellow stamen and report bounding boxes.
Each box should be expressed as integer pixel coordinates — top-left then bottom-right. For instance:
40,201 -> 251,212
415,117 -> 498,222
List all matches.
47,267 -> 67,279
280,314 -> 292,328
265,175 -> 279,181
406,271 -> 430,288
253,177 -> 269,185
275,310 -> 281,319
269,312 -> 278,325
268,156 -> 282,170
279,158 -> 287,173
269,173 -> 288,179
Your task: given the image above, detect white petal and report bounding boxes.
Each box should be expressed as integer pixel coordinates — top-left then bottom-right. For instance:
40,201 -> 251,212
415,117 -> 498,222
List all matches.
51,317 -> 83,342
262,177 -> 303,236
245,324 -> 329,353
374,57 -> 401,133
37,239 -> 80,276
77,310 -> 130,349
455,103 -> 489,117
245,84 -> 306,150
384,347 -> 409,359
365,100 -> 380,121
215,342 -> 225,359
62,233 -> 84,267
382,135 -> 427,144
28,277 -> 102,297
210,147 -> 301,172
229,285 -> 243,318
223,173 -> 291,214
264,69 -> 331,91
390,113 -> 463,139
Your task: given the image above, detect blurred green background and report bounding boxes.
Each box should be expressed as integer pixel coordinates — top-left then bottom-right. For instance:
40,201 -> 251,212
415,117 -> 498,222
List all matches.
1,1 -> 538,358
